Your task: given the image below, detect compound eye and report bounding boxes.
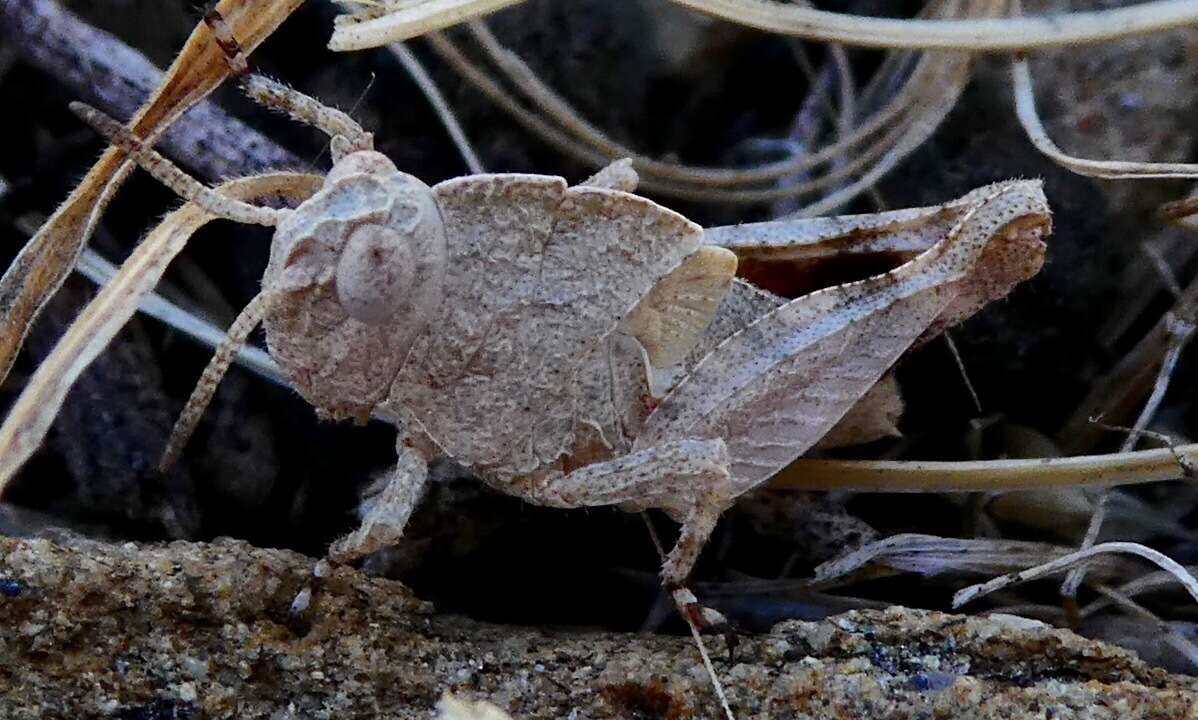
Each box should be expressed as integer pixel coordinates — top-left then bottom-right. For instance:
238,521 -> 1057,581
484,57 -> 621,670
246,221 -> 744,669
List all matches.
335,223 -> 415,324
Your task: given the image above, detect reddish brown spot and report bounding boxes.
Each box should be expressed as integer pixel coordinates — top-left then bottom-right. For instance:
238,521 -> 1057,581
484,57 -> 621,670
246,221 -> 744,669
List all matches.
601,680 -> 692,720
1075,111 -> 1105,135
204,8 -> 248,75
738,253 -> 908,299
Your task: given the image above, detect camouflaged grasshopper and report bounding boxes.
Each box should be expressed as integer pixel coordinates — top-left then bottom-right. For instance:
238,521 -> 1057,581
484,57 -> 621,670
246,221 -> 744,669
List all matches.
72,76 -> 1051,621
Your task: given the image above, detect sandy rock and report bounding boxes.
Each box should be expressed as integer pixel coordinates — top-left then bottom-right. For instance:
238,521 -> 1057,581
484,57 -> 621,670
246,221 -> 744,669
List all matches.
1,535 -> 1196,719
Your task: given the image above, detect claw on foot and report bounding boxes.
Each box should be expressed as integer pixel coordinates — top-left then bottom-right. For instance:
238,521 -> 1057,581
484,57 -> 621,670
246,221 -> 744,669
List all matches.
671,586 -> 730,632
289,559 -> 333,620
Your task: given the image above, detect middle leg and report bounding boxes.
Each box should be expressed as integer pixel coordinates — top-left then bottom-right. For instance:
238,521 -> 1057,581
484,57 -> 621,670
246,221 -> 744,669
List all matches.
531,437 -> 736,590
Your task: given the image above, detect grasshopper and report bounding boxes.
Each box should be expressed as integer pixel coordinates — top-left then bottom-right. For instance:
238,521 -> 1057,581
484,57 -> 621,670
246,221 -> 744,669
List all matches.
72,76 -> 1051,625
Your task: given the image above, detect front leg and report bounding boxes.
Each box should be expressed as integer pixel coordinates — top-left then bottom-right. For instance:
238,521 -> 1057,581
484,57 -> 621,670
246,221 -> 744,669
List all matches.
328,432 -> 432,564
290,432 -> 432,621
531,438 -> 735,589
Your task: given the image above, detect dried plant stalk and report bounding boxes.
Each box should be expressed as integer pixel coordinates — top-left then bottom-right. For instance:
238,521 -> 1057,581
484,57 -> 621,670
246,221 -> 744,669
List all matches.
1013,54 -> 1198,179
813,534 -> 1129,585
329,0 -> 1198,51
0,0 -> 304,388
426,14 -> 975,206
0,174 -> 323,497
1060,315 -> 1195,598
1060,275 -> 1198,453
953,541 -> 1198,608
1082,567 -> 1198,618
389,42 -> 485,173
772,445 -> 1198,492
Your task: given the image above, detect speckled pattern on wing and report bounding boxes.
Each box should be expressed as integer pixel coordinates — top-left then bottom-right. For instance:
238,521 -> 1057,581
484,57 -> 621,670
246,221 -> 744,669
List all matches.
682,279 -> 784,371
386,176 -> 702,478
705,181 -> 1041,264
637,180 -> 1051,494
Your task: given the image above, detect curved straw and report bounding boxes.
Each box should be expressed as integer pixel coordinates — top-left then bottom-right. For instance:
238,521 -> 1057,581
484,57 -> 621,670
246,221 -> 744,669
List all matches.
425,30 -> 963,205
429,0 -> 989,208
1012,53 -> 1198,179
73,248 -> 283,384
789,51 -> 971,217
436,25 -> 927,189
953,541 -> 1198,607
328,0 -> 1198,51
670,0 -> 1198,50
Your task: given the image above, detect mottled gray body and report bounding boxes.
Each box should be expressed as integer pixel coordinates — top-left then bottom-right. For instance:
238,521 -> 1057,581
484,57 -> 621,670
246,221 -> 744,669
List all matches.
257,149 -> 1050,591
70,81 -> 1052,595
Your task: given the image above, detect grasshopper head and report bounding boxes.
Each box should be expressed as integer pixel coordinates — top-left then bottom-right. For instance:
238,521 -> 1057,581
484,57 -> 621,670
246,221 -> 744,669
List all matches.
262,158 -> 447,421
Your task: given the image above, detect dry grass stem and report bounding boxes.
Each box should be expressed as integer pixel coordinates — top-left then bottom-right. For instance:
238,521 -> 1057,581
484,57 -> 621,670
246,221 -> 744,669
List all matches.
1092,585 -> 1198,670
73,248 -> 283,385
1060,269 -> 1198,453
813,534 -> 1129,586
329,0 -> 1198,51
1013,54 -> 1198,179
425,6 -> 979,207
0,0 -> 304,390
953,541 -> 1198,608
771,444 -> 1198,493
389,42 -> 485,173
1061,313 -> 1196,597
1082,567 -> 1198,618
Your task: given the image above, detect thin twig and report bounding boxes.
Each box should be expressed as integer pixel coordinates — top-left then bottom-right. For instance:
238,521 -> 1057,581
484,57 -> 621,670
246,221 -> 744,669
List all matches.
1081,566 -> 1198,618
424,17 -> 964,202
1092,584 -> 1198,671
944,333 -> 983,413
770,445 -> 1198,493
389,41 -> 485,173
72,248 -> 283,384
1060,273 -> 1198,453
1060,313 -> 1196,598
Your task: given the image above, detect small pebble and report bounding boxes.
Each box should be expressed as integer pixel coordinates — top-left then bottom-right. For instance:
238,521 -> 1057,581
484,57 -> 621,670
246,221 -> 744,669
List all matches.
911,671 -> 958,692
0,578 -> 26,598
289,587 -> 312,616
